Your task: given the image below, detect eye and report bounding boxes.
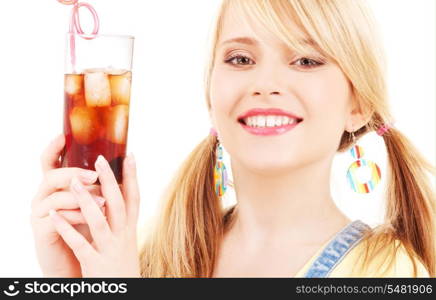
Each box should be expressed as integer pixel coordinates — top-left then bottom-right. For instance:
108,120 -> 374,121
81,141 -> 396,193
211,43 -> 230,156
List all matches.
293,57 -> 324,68
224,54 -> 255,66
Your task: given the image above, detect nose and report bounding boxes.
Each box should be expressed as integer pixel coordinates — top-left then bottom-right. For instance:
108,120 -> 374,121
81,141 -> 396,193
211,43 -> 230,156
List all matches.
253,90 -> 280,96
250,67 -> 285,97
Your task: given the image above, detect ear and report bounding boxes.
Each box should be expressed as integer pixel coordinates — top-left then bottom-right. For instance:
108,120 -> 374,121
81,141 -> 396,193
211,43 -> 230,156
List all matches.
345,94 -> 373,133
208,106 -> 217,130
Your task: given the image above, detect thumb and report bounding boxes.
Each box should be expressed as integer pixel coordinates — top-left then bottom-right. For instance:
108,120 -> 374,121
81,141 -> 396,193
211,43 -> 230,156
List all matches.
41,134 -> 65,172
122,152 -> 140,228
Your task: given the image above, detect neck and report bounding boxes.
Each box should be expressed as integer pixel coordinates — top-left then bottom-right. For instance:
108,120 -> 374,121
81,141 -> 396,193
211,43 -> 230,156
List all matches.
228,157 -> 350,245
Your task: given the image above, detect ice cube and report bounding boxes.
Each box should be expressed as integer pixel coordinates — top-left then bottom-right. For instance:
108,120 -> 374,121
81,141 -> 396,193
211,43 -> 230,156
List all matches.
107,67 -> 129,75
104,105 -> 129,144
70,106 -> 100,144
84,72 -> 111,107
65,74 -> 83,95
83,68 -> 108,73
109,72 -> 131,105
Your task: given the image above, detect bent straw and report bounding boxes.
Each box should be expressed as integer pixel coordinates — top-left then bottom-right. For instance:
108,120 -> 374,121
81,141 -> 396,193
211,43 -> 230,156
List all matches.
57,0 -> 100,72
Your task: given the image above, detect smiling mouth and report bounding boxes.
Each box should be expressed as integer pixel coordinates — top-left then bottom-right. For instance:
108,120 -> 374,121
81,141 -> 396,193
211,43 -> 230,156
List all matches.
238,115 -> 303,128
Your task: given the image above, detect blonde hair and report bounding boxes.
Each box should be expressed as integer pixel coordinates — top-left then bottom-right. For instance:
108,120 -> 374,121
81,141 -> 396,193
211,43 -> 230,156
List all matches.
139,0 -> 435,277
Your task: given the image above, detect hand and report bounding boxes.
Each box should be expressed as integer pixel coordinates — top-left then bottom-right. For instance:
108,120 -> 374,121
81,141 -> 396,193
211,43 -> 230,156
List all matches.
49,153 -> 141,277
31,134 -> 106,277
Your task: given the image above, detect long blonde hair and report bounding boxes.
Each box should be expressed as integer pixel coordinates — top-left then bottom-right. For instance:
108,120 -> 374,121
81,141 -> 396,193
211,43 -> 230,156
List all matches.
139,0 -> 435,277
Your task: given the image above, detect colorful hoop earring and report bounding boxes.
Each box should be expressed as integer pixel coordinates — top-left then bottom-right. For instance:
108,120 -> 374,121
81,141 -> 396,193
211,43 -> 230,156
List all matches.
210,128 -> 228,197
346,131 -> 381,194
214,142 -> 228,197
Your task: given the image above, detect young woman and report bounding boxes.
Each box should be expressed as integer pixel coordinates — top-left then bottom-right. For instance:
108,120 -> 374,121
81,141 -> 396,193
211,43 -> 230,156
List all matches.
31,0 -> 435,277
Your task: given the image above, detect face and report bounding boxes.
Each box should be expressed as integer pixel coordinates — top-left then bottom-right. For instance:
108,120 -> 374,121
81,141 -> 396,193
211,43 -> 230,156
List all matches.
209,6 -> 358,175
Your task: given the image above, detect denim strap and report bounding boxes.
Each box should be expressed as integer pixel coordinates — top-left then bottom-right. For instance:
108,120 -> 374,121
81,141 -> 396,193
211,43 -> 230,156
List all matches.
304,220 -> 371,278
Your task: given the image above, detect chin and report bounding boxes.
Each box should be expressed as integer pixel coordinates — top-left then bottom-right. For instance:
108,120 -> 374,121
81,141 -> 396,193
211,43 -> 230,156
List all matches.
236,153 -> 302,176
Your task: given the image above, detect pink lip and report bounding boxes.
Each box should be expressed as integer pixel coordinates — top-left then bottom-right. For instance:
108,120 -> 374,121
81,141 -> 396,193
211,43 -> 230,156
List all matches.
237,108 -> 303,136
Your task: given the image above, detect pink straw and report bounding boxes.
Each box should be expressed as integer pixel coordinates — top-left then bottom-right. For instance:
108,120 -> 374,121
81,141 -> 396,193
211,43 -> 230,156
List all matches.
57,0 -> 100,72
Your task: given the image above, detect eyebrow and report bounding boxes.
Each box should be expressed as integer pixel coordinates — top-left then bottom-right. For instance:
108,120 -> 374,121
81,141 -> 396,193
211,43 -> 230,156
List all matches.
220,36 -> 259,46
219,36 -> 317,49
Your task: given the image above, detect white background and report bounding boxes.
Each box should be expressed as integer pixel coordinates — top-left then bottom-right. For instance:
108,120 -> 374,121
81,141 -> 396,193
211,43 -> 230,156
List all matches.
0,0 -> 434,276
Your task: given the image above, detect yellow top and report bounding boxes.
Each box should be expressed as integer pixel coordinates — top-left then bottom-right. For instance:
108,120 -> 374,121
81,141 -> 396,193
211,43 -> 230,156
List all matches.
294,238 -> 430,277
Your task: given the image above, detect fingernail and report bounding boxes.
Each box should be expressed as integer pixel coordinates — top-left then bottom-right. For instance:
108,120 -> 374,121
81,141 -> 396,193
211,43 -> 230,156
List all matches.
127,152 -> 136,167
93,196 -> 106,207
95,155 -> 107,171
71,177 -> 85,193
79,170 -> 98,183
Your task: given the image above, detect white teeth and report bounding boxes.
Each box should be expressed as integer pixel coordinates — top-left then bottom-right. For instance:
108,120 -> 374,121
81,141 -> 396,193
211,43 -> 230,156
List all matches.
266,116 -> 275,127
257,116 -> 266,127
243,115 -> 299,128
245,117 -> 254,126
246,117 -> 252,127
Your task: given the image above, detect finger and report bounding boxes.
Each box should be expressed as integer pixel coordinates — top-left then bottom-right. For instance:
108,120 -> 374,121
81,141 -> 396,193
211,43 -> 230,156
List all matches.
33,168 -> 98,204
40,134 -> 65,173
121,153 -> 140,229
71,177 -> 112,249
85,184 -> 102,197
49,209 -> 97,262
34,191 -> 106,217
95,155 -> 126,233
58,207 -> 105,225
57,210 -> 86,225
33,183 -> 102,212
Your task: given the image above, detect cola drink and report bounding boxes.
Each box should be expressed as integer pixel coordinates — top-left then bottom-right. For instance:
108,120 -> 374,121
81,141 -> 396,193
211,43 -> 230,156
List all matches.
61,69 -> 131,183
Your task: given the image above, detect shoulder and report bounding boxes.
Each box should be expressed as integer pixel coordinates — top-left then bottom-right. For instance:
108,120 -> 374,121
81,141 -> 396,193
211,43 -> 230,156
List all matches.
330,238 -> 430,277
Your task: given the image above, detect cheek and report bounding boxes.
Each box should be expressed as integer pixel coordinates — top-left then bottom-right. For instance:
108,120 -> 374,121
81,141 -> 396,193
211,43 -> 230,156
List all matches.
209,68 -> 245,123
211,68 -> 238,105
298,69 -> 350,126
